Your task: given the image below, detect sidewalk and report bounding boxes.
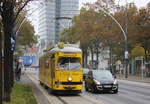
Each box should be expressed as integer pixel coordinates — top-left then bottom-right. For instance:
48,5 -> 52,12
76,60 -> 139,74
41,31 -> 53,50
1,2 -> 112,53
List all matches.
16,73 -> 50,104
117,74 -> 150,83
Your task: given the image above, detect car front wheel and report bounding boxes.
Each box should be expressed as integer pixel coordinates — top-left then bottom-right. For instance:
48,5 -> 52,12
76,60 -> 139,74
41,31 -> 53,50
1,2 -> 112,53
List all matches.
113,89 -> 118,94
90,85 -> 97,93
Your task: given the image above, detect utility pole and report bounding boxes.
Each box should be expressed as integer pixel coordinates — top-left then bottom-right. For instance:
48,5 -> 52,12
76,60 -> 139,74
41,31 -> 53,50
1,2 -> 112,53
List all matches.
125,0 -> 128,78
109,45 -> 113,73
0,25 -> 3,104
98,8 -> 128,76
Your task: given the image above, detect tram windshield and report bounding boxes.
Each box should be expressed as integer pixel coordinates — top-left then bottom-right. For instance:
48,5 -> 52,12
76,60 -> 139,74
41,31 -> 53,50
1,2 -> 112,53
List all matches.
58,57 -> 81,70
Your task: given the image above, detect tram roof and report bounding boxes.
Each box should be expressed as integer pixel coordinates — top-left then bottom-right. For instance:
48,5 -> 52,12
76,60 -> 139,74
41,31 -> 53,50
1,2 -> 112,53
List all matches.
49,47 -> 82,53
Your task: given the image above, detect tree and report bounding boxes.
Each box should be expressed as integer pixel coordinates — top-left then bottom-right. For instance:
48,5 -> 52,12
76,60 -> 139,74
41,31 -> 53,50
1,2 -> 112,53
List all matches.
60,0 -> 150,70
131,44 -> 145,57
59,0 -> 117,67
15,18 -> 37,58
17,20 -> 37,46
0,18 -> 3,104
1,2 -> 16,101
59,27 -> 76,44
0,0 -> 37,102
59,8 -> 96,66
136,6 -> 150,62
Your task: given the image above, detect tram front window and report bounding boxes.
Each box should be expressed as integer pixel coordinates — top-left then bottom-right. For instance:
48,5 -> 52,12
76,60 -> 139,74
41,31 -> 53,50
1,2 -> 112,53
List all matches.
58,57 -> 81,70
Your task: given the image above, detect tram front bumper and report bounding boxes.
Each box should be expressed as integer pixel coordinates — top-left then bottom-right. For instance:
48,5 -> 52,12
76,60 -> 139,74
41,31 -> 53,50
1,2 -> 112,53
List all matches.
54,81 -> 83,90
64,86 -> 76,90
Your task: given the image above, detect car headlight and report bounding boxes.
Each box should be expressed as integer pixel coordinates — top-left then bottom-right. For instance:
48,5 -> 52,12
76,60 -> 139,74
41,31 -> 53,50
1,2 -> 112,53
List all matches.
114,79 -> 118,85
93,79 -> 101,85
68,77 -> 72,81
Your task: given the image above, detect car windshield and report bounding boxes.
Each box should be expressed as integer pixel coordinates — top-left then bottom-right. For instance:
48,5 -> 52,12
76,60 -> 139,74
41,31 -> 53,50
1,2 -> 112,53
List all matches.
58,57 -> 81,70
93,70 -> 113,80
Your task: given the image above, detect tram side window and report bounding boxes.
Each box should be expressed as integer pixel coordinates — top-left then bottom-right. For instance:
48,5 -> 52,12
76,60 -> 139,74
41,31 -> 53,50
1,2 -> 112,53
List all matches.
58,57 -> 81,70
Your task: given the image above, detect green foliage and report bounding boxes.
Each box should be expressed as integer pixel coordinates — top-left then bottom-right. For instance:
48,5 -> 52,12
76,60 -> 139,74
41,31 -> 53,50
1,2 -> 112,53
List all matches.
60,1 -> 150,61
59,27 -> 76,43
4,83 -> 37,104
14,12 -> 38,58
113,43 -> 124,59
17,20 -> 37,46
131,44 -> 145,57
14,45 -> 25,59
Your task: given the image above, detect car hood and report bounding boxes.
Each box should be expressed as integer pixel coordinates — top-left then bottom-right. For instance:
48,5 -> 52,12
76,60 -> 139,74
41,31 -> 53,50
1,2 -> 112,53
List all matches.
95,78 -> 114,84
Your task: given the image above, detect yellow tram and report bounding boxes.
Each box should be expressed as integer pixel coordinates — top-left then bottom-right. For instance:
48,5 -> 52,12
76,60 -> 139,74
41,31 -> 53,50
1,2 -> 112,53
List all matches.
39,42 -> 83,94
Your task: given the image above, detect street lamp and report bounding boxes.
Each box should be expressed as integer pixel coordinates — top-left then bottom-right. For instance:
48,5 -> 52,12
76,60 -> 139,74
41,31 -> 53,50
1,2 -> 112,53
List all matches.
15,18 -> 27,36
98,7 -> 128,78
14,6 -> 39,36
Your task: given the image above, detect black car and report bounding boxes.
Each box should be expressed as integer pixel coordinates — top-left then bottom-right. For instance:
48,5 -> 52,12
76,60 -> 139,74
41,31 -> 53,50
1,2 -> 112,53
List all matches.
85,70 -> 118,93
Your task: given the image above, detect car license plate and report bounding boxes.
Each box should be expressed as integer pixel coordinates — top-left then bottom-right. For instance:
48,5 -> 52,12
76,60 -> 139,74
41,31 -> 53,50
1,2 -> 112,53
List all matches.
104,85 -> 111,88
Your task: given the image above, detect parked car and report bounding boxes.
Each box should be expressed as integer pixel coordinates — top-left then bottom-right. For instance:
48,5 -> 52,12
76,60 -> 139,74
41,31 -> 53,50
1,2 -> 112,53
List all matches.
85,70 -> 118,93
83,68 -> 90,80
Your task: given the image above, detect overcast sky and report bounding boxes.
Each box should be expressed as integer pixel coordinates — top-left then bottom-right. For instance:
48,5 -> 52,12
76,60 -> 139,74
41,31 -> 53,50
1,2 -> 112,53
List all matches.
79,0 -> 150,8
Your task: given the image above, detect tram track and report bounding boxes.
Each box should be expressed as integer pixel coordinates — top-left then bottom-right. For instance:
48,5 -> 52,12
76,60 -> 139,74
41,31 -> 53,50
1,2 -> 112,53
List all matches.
27,72 -> 104,104
55,96 -> 68,104
25,70 -> 150,104
27,72 -> 67,104
55,94 -> 102,104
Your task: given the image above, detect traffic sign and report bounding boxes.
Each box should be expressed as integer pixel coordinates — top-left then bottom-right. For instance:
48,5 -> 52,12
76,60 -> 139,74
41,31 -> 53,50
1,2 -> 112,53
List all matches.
11,36 -> 16,52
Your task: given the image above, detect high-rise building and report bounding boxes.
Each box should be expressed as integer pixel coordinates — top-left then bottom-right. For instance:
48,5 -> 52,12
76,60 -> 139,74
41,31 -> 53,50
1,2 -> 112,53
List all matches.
38,0 -> 79,50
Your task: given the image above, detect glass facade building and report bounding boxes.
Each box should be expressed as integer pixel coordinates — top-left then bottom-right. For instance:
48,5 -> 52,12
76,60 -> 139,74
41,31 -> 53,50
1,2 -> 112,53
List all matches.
38,0 -> 79,50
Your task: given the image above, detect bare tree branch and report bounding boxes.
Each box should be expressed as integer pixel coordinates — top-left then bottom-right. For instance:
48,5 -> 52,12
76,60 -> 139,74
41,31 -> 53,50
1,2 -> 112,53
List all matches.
13,0 -> 32,23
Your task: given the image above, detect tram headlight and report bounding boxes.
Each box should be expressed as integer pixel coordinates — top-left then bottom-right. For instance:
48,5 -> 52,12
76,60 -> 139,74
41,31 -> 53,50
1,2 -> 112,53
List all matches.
68,77 -> 72,81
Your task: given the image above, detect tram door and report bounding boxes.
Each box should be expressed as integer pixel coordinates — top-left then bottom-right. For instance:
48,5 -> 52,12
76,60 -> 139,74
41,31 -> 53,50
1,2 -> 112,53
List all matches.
50,54 -> 55,88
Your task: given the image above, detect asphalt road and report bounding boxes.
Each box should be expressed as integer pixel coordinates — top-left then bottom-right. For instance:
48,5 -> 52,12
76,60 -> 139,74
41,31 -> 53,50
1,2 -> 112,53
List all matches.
82,80 -> 150,104
26,70 -> 150,104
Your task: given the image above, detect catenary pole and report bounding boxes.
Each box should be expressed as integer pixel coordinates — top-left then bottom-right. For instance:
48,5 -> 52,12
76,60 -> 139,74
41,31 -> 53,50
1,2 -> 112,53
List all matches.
125,0 -> 128,78
99,8 -> 128,77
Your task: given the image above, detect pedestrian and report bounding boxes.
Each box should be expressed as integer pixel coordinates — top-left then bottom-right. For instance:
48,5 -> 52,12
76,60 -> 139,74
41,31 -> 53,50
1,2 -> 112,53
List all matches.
15,61 -> 22,81
18,66 -> 22,80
